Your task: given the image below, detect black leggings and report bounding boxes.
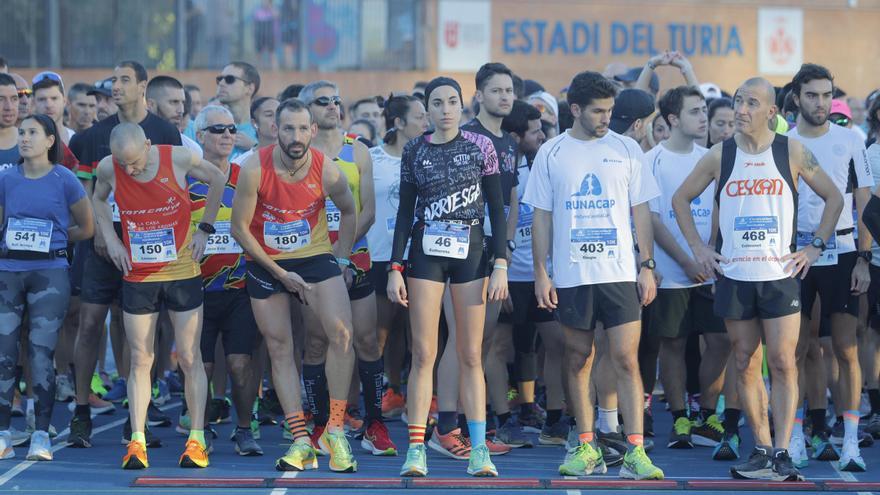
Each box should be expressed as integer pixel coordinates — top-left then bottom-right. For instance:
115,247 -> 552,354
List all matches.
0,268 -> 70,431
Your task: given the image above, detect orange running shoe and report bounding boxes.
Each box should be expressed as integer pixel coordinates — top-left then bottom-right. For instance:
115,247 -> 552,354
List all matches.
381,389 -> 406,419
122,441 -> 148,469
427,427 -> 471,460
178,439 -> 209,468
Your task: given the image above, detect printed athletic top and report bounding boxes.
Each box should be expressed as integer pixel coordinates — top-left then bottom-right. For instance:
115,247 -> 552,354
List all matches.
189,163 -> 246,291
248,145 -> 332,260
326,133 -> 370,275
115,145 -> 199,283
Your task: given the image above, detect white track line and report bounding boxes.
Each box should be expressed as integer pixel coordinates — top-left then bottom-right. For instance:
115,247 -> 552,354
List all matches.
268,470 -> 298,495
831,459 -> 871,495
0,401 -> 181,487
564,474 -> 581,495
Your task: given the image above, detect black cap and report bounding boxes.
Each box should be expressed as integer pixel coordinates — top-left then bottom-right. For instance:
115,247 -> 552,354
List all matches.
88,78 -> 112,97
523,79 -> 545,97
423,77 -> 463,106
614,67 -> 659,95
610,89 -> 655,134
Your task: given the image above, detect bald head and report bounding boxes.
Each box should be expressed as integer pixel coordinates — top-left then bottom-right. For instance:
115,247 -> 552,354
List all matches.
739,77 -> 776,106
9,73 -> 26,88
110,122 -> 147,154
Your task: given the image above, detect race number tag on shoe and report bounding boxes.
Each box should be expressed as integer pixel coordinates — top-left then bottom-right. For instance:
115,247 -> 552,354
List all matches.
422,221 -> 470,259
733,216 -> 778,251
5,218 -> 53,253
204,221 -> 243,255
325,200 -> 341,232
109,192 -> 120,222
515,204 -> 533,249
796,231 -> 838,267
570,228 -> 619,262
264,220 -> 311,252
129,228 -> 177,263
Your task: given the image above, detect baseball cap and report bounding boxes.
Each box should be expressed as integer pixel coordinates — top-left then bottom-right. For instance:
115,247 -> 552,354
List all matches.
700,82 -> 722,100
610,89 -> 656,134
614,67 -> 659,95
88,78 -> 113,98
830,99 -> 853,119
528,91 -> 559,118
31,71 -> 64,93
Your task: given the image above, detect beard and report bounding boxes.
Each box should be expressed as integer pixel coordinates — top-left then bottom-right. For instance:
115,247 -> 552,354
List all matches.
801,109 -> 827,127
281,139 -> 309,160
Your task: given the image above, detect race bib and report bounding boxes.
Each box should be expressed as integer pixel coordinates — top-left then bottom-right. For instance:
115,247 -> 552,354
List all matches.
733,216 -> 778,252
5,218 -> 52,253
109,192 -> 120,222
204,221 -> 242,255
570,227 -> 619,262
325,200 -> 341,232
422,221 -> 469,259
129,228 -> 177,263
796,231 -> 838,267
264,220 -> 311,252
515,204 -> 533,249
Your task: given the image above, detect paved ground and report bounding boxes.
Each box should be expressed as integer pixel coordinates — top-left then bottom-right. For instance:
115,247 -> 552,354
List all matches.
1,399 -> 879,494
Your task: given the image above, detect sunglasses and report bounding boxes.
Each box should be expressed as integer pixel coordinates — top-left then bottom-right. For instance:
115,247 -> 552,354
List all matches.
216,74 -> 249,85
312,96 -> 342,107
32,71 -> 63,87
202,124 -> 237,135
830,116 -> 851,127
17,89 -> 31,98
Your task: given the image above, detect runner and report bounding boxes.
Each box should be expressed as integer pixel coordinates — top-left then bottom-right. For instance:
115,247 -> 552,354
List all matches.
786,64 -> 873,471
215,62 -> 259,157
0,114 -> 93,461
67,61 -> 182,449
672,76 -> 844,481
365,94 -> 428,420
298,79 -> 395,456
66,83 -> 97,134
0,74 -> 19,171
389,76 -> 508,478
146,76 -> 202,156
31,72 -> 74,145
232,96 -> 279,166
707,98 -> 735,147
523,71 -> 664,481
188,105 -> 262,456
646,86 -> 729,452
9,74 -> 30,127
230,98 -> 359,473
93,123 -> 226,469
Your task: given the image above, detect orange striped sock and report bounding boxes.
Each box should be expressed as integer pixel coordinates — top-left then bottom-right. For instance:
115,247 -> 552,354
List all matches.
627,434 -> 644,447
408,423 -> 427,446
328,398 -> 346,432
285,412 -> 309,442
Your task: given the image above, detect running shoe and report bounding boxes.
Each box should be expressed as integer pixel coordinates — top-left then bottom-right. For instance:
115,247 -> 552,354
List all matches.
121,441 -> 148,469
309,424 -> 327,455
250,413 -> 261,440
147,402 -> 172,427
68,415 -> 92,448
345,407 -> 365,433
152,379 -> 171,406
55,373 -> 75,402
486,434 -> 513,455
597,430 -> 627,467
103,378 -> 127,403
619,445 -> 664,480
276,441 -> 318,471
519,406 -> 544,434
382,389 -> 406,419
866,413 -> 880,439
400,444 -> 428,477
559,441 -> 607,476
25,409 -> 57,438
232,426 -> 264,456
26,431 -> 52,461
539,418 -> 570,446
496,417 -> 532,448
466,444 -> 497,477
771,449 -> 805,481
176,410 -> 191,435
179,439 -> 209,468
122,419 -> 162,448
0,431 -> 13,459
67,394 -> 115,415
427,427 -> 471,460
91,373 -> 109,398
8,428 -> 28,447
692,414 -> 724,447
811,430 -> 841,460
256,397 -> 277,425
730,446 -> 773,480
668,416 -> 694,449
712,432 -> 740,461
361,419 -> 397,456
789,435 -> 808,469
839,440 -> 867,472
319,429 -> 358,473
207,397 -> 231,424
830,420 -> 875,448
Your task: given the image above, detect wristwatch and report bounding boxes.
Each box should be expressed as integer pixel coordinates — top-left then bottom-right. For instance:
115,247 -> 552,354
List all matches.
858,251 -> 873,263
197,222 -> 216,235
507,240 -> 517,253
810,237 -> 826,252
640,258 -> 656,270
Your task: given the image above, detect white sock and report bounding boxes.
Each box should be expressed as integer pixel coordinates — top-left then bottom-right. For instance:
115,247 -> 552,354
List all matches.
597,407 -> 619,434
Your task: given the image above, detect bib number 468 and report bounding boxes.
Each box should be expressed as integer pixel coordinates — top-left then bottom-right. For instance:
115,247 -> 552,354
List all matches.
742,231 -> 766,241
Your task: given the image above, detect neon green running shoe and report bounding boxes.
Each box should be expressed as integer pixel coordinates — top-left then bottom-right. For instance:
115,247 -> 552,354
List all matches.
559,441 -> 607,476
620,445 -> 664,480
91,374 -> 108,397
275,441 -> 318,471
319,429 -> 357,473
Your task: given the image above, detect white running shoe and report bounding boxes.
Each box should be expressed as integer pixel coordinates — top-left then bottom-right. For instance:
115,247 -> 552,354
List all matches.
26,431 -> 52,461
839,440 -> 866,472
788,434 -> 808,469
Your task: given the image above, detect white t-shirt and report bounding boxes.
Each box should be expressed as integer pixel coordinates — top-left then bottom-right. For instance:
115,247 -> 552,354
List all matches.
522,130 -> 659,288
647,143 -> 712,289
867,143 -> 880,267
788,124 -> 873,255
232,146 -> 255,166
509,156 -> 537,282
366,145 -> 405,261
181,133 -> 203,159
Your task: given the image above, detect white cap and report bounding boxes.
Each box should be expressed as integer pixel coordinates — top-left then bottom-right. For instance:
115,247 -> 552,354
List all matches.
699,83 -> 722,100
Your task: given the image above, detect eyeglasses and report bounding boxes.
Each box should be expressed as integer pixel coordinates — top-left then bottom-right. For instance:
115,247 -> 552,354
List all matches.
17,89 -> 31,98
312,96 -> 342,107
202,124 -> 237,135
216,74 -> 249,85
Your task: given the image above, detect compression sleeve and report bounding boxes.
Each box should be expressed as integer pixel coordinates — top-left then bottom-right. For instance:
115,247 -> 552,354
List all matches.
863,194 -> 880,243
482,173 -> 507,260
390,181 -> 417,264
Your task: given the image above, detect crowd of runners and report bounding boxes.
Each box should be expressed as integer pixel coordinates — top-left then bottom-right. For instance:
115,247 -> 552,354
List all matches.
0,51 -> 879,483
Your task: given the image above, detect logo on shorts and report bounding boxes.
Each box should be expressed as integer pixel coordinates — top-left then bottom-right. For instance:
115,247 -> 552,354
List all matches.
790,299 -> 800,308
572,173 -> 602,197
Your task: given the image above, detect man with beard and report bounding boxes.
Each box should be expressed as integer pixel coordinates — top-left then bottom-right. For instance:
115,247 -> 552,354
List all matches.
146,76 -> 203,157
785,64 -> 873,472
231,98 -> 359,472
